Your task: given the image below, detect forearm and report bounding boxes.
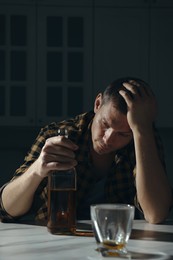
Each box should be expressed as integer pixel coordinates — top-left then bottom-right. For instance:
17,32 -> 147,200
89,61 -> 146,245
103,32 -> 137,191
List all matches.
2,161 -> 44,218
134,128 -> 172,224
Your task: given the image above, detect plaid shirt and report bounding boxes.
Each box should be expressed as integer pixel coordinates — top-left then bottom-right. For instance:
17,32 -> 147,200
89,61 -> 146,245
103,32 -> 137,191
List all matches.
0,111 -> 165,224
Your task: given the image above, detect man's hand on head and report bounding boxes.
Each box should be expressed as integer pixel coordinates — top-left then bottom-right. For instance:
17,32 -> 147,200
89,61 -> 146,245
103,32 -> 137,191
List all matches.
119,80 -> 157,133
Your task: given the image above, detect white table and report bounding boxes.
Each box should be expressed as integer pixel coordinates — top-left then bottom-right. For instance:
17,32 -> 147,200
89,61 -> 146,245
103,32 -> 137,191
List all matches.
0,220 -> 173,260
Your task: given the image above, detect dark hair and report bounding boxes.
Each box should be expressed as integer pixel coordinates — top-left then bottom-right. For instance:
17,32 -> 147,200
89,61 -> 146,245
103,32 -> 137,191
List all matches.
102,77 -> 148,114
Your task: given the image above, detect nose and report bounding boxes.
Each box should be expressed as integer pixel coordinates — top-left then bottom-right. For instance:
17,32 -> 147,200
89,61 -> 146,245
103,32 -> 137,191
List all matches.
103,129 -> 114,145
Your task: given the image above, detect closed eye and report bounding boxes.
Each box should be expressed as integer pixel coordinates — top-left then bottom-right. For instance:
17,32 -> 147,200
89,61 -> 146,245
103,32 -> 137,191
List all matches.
117,132 -> 132,137
101,119 -> 109,129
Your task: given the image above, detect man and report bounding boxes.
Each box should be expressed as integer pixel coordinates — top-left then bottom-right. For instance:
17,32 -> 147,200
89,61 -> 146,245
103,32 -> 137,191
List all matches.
0,77 -> 172,224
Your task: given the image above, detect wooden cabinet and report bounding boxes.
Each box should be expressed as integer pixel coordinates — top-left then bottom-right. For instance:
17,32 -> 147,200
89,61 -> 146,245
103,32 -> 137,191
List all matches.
36,4 -> 93,125
0,0 -> 173,127
0,0 -> 93,126
93,6 -> 149,93
150,7 -> 173,127
93,0 -> 173,127
0,3 -> 36,125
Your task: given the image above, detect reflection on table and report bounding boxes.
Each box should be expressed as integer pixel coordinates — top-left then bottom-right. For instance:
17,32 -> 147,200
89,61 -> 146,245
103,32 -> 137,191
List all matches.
0,220 -> 173,260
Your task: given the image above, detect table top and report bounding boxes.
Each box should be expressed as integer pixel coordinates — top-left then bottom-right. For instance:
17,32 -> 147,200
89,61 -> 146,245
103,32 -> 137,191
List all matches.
0,220 -> 173,260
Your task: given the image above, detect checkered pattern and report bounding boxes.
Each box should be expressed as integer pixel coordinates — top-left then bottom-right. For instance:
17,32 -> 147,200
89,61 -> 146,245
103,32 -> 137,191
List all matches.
0,111 -> 166,223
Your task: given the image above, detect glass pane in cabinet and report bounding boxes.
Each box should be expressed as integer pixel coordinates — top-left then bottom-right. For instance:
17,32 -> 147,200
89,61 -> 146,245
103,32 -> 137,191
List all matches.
0,50 -> 5,80
47,16 -> 63,47
46,86 -> 62,116
10,15 -> 27,46
10,51 -> 26,81
0,15 -> 5,45
68,52 -> 83,82
10,86 -> 26,116
0,86 -> 5,115
67,86 -> 83,116
68,17 -> 83,47
47,52 -> 62,81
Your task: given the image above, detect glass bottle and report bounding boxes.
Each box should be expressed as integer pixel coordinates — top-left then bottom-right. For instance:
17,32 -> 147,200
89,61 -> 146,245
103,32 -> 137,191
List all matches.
47,129 -> 77,235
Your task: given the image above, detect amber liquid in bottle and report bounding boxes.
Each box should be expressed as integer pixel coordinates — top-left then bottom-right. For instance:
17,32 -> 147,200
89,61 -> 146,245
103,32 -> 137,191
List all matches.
47,129 -> 76,235
47,185 -> 76,235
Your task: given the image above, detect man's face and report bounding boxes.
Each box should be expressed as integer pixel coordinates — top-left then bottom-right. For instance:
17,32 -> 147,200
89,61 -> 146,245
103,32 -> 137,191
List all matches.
91,95 -> 133,155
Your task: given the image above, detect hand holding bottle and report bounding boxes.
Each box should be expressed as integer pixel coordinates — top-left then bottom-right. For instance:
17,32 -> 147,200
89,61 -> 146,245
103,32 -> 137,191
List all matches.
35,130 -> 78,178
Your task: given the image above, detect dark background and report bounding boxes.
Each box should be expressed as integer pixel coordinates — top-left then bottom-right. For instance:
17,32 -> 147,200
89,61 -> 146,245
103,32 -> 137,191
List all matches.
0,0 -> 173,217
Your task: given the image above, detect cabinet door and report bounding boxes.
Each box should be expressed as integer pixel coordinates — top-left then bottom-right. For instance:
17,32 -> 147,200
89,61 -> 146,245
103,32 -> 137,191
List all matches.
150,8 -> 173,127
93,7 -> 149,96
0,5 -> 36,126
36,6 -> 93,126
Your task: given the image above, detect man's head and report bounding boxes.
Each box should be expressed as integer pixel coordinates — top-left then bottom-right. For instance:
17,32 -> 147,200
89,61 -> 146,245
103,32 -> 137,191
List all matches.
101,77 -> 148,114
91,77 -> 147,155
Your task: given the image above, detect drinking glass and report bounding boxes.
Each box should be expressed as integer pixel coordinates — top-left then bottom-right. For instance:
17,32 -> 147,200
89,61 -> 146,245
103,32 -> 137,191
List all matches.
90,204 -> 134,257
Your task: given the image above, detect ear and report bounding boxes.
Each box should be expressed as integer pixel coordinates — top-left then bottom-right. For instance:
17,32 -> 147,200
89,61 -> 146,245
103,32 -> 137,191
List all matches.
94,93 -> 103,113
